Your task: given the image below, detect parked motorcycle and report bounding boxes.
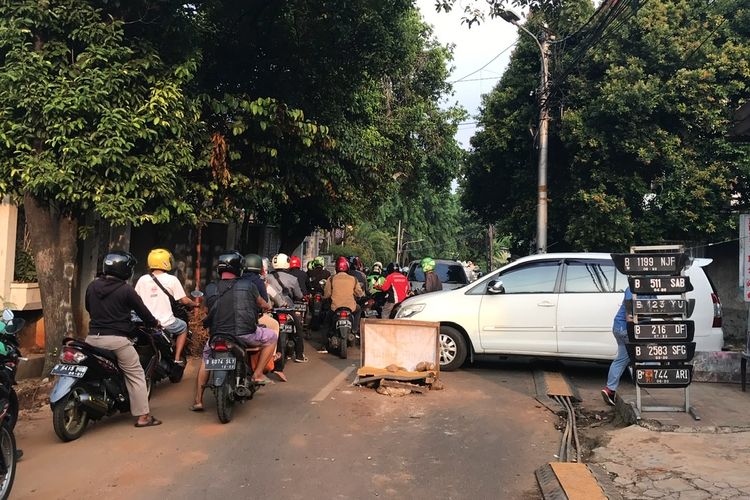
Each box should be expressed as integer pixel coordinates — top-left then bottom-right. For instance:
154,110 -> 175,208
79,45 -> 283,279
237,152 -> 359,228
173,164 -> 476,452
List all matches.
273,308 -> 296,372
49,330 -> 159,442
0,395 -> 17,500
0,310 -> 26,431
203,334 -> 259,424
328,307 -> 353,359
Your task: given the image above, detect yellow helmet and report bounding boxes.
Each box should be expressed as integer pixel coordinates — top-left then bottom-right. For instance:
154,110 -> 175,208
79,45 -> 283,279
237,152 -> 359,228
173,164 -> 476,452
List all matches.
147,248 -> 173,272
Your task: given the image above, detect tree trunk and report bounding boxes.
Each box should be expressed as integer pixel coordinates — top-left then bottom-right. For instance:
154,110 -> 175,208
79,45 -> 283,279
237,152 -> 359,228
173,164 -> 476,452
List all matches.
23,194 -> 79,375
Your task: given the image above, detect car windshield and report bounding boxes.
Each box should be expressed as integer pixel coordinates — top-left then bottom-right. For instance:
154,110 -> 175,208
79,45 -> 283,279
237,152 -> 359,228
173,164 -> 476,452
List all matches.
410,262 -> 467,284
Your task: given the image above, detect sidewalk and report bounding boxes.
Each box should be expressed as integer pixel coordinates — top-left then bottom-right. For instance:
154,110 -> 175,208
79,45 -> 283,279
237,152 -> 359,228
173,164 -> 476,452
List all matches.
575,376 -> 750,499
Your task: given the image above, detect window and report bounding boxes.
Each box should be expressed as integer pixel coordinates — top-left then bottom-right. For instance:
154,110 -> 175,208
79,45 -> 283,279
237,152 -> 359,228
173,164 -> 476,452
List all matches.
410,262 -> 468,284
564,260 -> 618,293
494,261 -> 561,293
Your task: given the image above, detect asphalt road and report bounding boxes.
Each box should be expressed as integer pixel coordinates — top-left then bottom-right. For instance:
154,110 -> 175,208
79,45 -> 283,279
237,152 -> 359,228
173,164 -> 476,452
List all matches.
12,344 -> 562,500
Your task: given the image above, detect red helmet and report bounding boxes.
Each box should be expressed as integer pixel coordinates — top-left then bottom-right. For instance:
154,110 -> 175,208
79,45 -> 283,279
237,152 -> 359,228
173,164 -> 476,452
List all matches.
289,255 -> 302,269
335,256 -> 350,273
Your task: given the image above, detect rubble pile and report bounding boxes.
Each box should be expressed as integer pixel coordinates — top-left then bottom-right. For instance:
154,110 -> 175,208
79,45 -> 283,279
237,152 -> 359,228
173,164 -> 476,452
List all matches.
356,361 -> 443,396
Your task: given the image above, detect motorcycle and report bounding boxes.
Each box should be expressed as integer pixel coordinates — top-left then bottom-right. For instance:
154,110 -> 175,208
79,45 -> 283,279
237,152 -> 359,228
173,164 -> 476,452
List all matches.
308,279 -> 327,331
49,330 -> 159,442
0,395 -> 17,500
203,334 -> 259,424
0,310 -> 26,431
328,307 -> 353,359
272,308 -> 296,372
293,300 -> 308,338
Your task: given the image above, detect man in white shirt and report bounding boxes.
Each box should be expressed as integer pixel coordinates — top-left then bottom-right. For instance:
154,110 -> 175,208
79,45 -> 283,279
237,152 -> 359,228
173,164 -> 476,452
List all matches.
134,248 -> 198,365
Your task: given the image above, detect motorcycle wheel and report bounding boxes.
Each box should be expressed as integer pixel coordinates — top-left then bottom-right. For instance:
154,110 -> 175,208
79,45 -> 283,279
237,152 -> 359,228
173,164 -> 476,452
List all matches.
339,331 -> 348,359
7,392 -> 17,432
216,379 -> 235,424
52,387 -> 89,442
169,354 -> 187,383
274,331 -> 288,372
0,422 -> 16,500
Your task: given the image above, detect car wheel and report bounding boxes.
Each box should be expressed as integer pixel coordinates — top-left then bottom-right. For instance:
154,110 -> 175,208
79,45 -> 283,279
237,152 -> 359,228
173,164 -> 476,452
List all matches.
439,325 -> 467,371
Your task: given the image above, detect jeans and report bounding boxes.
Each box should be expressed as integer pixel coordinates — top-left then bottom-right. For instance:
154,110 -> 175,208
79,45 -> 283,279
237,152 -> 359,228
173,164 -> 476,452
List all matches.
290,313 -> 305,358
606,328 -> 630,391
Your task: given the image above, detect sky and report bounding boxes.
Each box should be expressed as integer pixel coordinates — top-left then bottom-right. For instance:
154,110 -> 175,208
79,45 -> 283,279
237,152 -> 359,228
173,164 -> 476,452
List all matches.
416,0 -> 520,149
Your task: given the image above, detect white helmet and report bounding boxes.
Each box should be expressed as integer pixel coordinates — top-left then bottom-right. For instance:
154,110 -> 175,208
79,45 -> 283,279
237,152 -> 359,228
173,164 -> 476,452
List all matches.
272,253 -> 290,270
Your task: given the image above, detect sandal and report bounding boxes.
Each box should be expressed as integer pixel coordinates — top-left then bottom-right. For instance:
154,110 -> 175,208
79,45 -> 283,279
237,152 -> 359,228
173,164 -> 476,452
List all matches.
135,416 -> 163,427
189,404 -> 204,412
273,371 -> 288,382
252,377 -> 274,386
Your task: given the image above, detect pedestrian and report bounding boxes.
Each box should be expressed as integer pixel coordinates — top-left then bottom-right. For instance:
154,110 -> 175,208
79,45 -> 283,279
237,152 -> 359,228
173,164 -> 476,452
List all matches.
601,287 -> 632,406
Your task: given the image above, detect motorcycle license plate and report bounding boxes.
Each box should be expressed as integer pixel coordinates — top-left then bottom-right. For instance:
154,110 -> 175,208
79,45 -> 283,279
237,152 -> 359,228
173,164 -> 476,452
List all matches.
336,320 -> 352,329
50,364 -> 88,378
204,357 -> 236,370
281,324 -> 294,333
293,304 -> 307,313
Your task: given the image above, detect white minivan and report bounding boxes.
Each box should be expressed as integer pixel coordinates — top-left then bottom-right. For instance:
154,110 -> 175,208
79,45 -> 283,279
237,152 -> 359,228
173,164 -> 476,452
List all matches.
395,253 -> 724,371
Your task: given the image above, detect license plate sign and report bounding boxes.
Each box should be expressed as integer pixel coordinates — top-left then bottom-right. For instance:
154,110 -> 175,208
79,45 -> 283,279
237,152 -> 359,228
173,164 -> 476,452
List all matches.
612,253 -> 688,275
635,366 -> 692,388
293,304 -> 307,313
627,343 -> 696,362
336,319 -> 352,329
628,298 -> 695,317
628,276 -> 692,294
280,324 -> 294,333
204,357 -> 236,370
51,364 -> 88,378
628,321 -> 694,342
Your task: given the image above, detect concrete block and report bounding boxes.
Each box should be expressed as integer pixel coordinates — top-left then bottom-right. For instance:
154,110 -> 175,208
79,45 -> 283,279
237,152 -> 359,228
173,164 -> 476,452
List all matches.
16,354 -> 44,380
691,351 -> 743,383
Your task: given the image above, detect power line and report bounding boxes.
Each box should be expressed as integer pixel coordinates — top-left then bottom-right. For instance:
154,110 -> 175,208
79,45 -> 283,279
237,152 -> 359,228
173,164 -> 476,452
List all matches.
450,40 -> 518,84
452,76 -> 502,83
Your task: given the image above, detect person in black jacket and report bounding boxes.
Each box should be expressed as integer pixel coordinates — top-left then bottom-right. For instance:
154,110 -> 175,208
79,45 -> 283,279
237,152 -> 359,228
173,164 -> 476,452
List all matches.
85,251 -> 162,428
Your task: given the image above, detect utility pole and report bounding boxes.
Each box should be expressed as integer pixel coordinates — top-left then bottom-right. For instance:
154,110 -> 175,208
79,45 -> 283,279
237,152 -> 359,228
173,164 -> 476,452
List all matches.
488,224 -> 494,271
499,10 -> 551,254
396,220 -> 402,264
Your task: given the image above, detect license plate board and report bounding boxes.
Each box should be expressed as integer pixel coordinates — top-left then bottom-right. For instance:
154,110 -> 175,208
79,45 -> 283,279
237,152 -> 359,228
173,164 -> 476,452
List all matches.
336,319 -> 352,329
627,343 -> 696,362
280,324 -> 294,333
204,357 -> 236,370
635,365 -> 692,388
611,253 -> 688,275
628,298 -> 695,317
50,364 -> 88,378
628,276 -> 692,294
627,321 -> 694,342
293,303 -> 307,313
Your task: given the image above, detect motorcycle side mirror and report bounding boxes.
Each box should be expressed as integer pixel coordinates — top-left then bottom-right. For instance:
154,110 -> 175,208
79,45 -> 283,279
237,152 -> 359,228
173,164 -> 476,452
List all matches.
2,309 -> 14,322
191,290 -> 204,298
487,280 -> 505,295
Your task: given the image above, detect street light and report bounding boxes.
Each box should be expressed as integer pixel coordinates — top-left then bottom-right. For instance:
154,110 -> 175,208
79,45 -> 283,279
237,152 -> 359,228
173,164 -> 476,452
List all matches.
499,9 -> 550,254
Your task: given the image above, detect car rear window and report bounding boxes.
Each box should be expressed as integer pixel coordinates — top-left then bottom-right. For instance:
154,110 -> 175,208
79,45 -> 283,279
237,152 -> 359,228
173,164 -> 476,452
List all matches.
410,262 -> 467,284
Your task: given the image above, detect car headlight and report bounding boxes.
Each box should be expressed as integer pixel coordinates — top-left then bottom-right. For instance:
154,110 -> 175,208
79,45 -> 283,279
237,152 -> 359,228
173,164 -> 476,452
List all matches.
396,303 -> 425,319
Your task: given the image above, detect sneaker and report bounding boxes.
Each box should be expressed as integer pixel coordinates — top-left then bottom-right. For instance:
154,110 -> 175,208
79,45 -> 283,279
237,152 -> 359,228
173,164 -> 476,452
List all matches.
294,355 -> 309,363
601,388 -> 616,406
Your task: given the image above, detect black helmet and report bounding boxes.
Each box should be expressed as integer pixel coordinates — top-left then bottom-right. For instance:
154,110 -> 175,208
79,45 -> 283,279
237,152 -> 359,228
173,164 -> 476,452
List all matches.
217,251 -> 244,276
348,256 -> 364,272
243,253 -> 263,273
102,251 -> 137,280
385,262 -> 399,275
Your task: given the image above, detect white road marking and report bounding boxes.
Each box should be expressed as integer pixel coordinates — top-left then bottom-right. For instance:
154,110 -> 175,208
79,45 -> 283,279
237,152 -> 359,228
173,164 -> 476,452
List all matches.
311,365 -> 356,403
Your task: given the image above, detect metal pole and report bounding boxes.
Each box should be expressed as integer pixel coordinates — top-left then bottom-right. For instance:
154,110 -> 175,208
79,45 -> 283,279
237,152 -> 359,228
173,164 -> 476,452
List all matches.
536,34 -> 550,254
396,220 -> 401,263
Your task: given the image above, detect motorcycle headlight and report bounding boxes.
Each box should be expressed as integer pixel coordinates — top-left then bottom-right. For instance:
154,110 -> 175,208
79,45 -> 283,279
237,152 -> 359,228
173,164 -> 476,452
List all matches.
396,303 -> 425,319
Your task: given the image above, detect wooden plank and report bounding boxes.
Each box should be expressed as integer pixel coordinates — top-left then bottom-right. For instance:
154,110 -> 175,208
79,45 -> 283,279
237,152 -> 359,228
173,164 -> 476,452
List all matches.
381,380 -> 427,394
544,372 -> 575,397
549,463 -> 606,500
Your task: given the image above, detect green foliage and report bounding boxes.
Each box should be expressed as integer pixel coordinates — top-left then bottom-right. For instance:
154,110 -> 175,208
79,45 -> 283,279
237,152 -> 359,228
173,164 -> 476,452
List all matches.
0,1 -> 206,225
13,248 -> 37,283
463,0 -> 750,253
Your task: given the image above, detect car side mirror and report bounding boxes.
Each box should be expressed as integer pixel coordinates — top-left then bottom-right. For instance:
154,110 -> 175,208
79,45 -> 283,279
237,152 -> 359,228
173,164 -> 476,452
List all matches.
487,280 -> 505,295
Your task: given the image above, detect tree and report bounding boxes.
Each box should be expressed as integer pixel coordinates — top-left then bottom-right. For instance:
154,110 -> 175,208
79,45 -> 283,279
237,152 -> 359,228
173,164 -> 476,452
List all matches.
0,2 -> 209,371
463,0 -> 750,253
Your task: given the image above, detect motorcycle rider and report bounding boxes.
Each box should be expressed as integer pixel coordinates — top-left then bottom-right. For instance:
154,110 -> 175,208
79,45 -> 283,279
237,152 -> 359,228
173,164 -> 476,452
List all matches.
191,252 -> 277,411
85,251 -> 162,427
267,253 -> 308,363
375,262 -> 410,319
324,256 -> 364,334
347,256 -> 368,293
134,248 -> 199,366
420,257 -> 443,293
366,261 -> 385,295
306,257 -> 330,294
241,253 -> 269,303
287,256 -> 308,295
